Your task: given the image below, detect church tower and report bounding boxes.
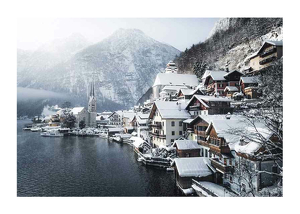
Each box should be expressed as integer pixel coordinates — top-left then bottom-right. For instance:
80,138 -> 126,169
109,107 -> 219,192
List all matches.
87,80 -> 97,127
88,81 -> 96,113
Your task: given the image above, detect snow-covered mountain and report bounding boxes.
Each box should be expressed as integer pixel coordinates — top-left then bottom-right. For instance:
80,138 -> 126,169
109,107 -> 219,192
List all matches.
207,18 -> 230,38
17,33 -> 91,87
17,29 -> 180,110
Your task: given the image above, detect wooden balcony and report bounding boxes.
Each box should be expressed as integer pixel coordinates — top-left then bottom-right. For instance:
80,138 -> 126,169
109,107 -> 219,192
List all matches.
209,144 -> 231,154
149,123 -> 162,129
210,158 -> 233,174
198,140 -> 210,148
260,47 -> 276,58
149,132 -> 166,139
259,55 -> 277,65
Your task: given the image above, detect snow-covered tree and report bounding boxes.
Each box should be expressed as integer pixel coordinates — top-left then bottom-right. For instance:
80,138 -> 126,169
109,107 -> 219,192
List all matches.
60,109 -> 76,128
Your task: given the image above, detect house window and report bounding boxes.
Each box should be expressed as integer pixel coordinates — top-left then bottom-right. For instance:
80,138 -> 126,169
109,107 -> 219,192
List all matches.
172,131 -> 175,136
162,122 -> 164,126
272,165 -> 278,173
179,131 -> 182,135
229,159 -> 232,166
230,176 -> 233,183
179,121 -> 183,126
171,121 -> 175,126
171,139 -> 174,143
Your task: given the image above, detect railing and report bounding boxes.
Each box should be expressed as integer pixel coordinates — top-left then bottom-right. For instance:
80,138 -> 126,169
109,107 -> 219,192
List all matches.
210,158 -> 233,173
259,55 -> 277,65
209,144 -> 230,154
149,123 -> 162,129
149,132 -> 166,139
260,47 -> 276,58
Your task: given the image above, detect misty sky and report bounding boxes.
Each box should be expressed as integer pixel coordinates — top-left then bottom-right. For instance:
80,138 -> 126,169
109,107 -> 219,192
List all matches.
18,18 -> 219,51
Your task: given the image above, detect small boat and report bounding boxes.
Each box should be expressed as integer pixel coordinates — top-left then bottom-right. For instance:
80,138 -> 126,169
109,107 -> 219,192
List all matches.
99,130 -> 108,138
31,127 -> 42,132
78,130 -> 87,136
41,130 -> 64,137
23,127 -> 32,131
86,129 -> 95,136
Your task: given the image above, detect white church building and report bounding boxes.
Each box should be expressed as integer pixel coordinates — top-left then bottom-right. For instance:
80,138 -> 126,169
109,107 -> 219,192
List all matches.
71,81 -> 97,128
152,61 -> 199,100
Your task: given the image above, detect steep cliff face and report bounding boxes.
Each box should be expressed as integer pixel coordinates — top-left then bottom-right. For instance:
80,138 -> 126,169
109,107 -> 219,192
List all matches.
17,29 -> 180,111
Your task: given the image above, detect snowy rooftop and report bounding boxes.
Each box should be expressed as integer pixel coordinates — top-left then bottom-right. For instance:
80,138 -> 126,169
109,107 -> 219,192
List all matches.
207,70 -> 227,81
201,70 -> 212,80
179,88 -> 195,96
247,40 -> 283,60
137,112 -> 149,119
191,95 -> 232,104
123,112 -> 136,121
265,40 -> 283,46
130,136 -> 146,148
173,140 -> 201,150
162,85 -> 188,92
240,76 -> 259,84
174,157 -> 212,178
183,118 -> 194,124
223,70 -> 243,77
71,107 -> 85,115
224,86 -> 239,92
153,73 -> 198,87
204,115 -> 273,154
154,101 -> 191,119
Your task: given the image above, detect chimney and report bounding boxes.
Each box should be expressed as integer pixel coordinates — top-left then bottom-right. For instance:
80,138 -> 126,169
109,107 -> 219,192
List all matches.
178,102 -> 182,111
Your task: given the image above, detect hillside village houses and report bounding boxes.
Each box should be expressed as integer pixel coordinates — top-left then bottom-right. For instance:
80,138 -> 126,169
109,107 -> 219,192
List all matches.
247,40 -> 283,73
38,38 -> 282,196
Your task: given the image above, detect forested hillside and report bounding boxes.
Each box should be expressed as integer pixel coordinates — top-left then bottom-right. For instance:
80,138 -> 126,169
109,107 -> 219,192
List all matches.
174,18 -> 283,78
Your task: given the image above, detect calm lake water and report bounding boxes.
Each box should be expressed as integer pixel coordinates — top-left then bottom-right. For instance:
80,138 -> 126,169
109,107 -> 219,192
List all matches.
17,120 -> 177,196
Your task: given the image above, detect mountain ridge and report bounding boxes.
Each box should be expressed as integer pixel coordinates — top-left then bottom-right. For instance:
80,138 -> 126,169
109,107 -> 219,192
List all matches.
17,28 -> 181,112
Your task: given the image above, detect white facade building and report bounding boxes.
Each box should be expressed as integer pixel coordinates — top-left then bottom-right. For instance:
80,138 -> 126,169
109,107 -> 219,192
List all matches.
152,62 -> 199,101
149,101 -> 191,147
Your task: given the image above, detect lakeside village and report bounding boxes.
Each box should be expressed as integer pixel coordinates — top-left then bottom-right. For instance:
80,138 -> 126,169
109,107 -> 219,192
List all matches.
21,39 -> 283,197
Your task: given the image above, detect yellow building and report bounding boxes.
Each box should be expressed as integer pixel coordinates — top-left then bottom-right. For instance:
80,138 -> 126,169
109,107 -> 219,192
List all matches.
249,40 -> 283,72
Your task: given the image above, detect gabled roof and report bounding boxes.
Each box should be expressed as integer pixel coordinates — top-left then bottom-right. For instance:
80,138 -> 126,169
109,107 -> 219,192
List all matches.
178,88 -> 195,96
248,40 -> 283,60
174,157 -> 212,178
223,70 -> 244,78
201,70 -> 212,80
162,85 -> 188,92
123,111 -> 136,121
149,101 -> 191,119
186,95 -> 231,110
173,140 -> 201,150
208,71 -> 227,81
204,115 -> 273,155
224,86 -> 239,92
108,110 -> 124,118
71,107 -> 85,115
153,73 -> 199,87
240,76 -> 259,84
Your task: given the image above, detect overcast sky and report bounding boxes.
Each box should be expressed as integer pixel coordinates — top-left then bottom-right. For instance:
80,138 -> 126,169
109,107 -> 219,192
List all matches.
18,18 -> 219,51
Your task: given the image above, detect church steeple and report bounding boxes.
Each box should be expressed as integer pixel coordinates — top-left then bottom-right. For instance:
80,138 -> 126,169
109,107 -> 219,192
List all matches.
88,80 -> 96,113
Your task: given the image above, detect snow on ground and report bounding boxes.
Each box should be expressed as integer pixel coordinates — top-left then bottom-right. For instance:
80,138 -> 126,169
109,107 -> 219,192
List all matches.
193,181 -> 237,197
